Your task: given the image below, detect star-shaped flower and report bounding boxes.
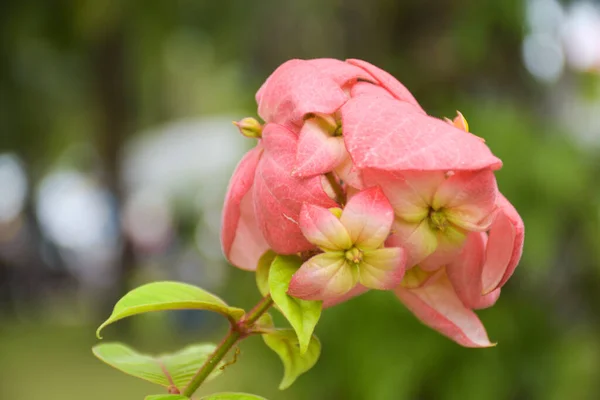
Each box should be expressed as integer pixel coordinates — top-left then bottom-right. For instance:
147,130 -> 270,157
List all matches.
288,186 -> 406,301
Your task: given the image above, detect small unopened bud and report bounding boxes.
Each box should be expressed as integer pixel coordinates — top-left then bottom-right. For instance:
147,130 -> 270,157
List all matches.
233,117 -> 262,138
447,111 -> 469,132
446,111 -> 486,142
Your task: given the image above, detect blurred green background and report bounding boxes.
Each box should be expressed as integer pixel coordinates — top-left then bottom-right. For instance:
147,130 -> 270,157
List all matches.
1,1 -> 600,399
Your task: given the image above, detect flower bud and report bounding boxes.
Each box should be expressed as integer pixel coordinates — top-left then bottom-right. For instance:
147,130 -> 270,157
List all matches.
233,117 -> 262,138
452,111 -> 469,132
444,111 -> 469,132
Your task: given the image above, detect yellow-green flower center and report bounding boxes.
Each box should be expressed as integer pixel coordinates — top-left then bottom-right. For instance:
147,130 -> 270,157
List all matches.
344,247 -> 363,265
428,208 -> 449,232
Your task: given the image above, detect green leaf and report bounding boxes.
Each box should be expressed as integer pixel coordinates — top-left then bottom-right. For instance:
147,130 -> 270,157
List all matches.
96,281 -> 245,338
201,393 -> 267,400
268,255 -> 322,353
146,396 -> 189,400
262,329 -> 321,390
92,342 -> 223,391
256,250 -> 276,296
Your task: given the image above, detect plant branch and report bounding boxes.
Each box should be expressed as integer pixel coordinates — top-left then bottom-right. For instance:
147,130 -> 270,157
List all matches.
182,295 -> 274,397
182,329 -> 240,397
243,294 -> 273,325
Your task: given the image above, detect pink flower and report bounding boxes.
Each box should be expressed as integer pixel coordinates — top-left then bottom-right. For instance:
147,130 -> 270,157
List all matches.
287,187 -> 405,301
221,58 -> 525,347
395,198 -> 524,348
367,168 -> 499,270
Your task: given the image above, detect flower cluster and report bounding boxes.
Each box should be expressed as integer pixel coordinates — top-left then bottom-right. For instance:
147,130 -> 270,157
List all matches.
221,59 -> 524,347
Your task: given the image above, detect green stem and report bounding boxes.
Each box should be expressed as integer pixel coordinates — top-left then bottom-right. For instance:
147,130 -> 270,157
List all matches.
325,172 -> 346,206
182,295 -> 274,397
182,330 -> 240,397
243,294 -> 274,325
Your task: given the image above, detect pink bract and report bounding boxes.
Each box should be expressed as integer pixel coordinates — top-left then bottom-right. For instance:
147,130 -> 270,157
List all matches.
221,145 -> 268,271
254,124 -> 338,254
342,96 -> 502,172
395,270 -> 495,348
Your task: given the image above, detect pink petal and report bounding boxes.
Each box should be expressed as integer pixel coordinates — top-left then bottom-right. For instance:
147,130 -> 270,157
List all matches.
254,124 -> 338,254
346,59 -> 424,111
257,60 -> 348,127
363,169 -> 444,222
288,253 -> 359,301
395,272 -> 495,348
293,118 -> 347,178
433,169 -> 498,231
340,186 -> 395,249
350,81 -> 394,99
221,146 -> 269,270
299,203 -> 352,250
322,284 -> 369,308
387,219 -> 438,268
475,290 -> 503,312
342,96 -> 503,172
447,232 -> 501,310
481,194 -> 525,293
418,232 -> 465,272
334,156 -> 364,190
359,247 -> 406,290
306,58 -> 374,87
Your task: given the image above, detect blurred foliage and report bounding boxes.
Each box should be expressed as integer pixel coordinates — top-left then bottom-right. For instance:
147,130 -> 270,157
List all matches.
1,1 -> 600,400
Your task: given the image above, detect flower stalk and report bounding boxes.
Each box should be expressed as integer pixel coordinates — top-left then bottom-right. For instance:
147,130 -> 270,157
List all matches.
182,295 -> 274,397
